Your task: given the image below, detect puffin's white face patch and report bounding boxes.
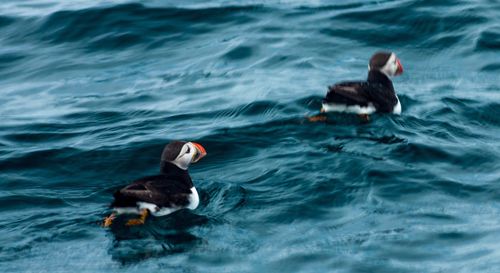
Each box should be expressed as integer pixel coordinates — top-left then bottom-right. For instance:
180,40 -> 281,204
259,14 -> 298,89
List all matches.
380,53 -> 398,77
172,142 -> 197,170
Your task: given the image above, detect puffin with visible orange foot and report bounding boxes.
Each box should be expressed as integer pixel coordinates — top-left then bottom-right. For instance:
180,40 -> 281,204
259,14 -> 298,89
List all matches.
309,51 -> 403,122
103,141 -> 207,227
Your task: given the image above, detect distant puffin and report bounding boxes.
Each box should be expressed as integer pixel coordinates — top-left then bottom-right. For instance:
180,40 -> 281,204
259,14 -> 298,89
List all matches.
312,51 -> 403,121
103,141 -> 207,227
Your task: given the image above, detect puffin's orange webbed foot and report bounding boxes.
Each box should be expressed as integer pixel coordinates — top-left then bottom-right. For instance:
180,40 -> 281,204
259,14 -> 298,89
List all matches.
358,114 -> 370,122
125,219 -> 144,226
308,114 -> 327,122
125,209 -> 149,226
102,213 -> 116,227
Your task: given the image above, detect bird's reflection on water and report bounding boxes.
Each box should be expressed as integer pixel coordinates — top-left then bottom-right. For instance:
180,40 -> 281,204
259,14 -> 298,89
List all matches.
107,211 -> 209,264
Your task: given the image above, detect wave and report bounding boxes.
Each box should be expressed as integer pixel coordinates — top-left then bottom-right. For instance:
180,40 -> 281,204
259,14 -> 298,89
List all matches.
0,1 -> 494,54
4,4 -> 264,51
1,1 -> 499,272
475,26 -> 500,51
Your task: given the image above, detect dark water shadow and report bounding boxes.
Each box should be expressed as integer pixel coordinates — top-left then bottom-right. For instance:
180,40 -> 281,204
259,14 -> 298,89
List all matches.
106,211 -> 208,265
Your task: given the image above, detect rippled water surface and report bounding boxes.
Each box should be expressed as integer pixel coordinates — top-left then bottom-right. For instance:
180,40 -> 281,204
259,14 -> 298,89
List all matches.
1,0 -> 500,272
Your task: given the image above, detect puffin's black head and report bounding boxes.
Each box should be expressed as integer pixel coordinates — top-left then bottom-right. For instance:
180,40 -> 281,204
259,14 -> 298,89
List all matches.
161,141 -> 207,170
369,51 -> 403,77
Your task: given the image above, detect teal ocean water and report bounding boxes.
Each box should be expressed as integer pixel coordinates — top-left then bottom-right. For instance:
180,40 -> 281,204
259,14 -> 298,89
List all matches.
1,1 -> 499,272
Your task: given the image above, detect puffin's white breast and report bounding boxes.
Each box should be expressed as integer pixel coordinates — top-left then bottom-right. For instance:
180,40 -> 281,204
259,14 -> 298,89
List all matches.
114,187 -> 200,217
392,96 -> 402,115
322,97 -> 402,115
186,187 -> 199,210
137,186 -> 199,217
322,102 -> 376,114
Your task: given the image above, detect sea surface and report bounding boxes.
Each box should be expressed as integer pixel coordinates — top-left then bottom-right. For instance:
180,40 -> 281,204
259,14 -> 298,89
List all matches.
1,0 -> 499,272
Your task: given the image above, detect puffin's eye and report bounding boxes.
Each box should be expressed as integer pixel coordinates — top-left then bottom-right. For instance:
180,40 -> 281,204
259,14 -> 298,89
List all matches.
185,146 -> 191,154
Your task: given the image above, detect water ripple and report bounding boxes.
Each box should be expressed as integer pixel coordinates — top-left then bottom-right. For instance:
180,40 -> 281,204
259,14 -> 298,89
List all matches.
0,0 -> 499,272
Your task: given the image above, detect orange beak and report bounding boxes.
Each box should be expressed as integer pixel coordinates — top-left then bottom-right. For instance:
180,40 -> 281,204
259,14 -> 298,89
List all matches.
191,142 -> 207,163
395,58 -> 403,75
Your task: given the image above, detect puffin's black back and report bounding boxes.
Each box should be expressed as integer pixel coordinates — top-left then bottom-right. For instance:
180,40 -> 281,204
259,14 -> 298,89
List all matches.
323,69 -> 398,113
111,162 -> 193,208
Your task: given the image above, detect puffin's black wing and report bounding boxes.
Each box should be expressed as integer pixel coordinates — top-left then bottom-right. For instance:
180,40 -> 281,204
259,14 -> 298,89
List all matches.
323,81 -> 371,106
111,175 -> 192,208
324,81 -> 398,113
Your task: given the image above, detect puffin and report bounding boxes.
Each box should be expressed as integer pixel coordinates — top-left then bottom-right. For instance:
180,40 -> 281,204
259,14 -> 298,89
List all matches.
103,141 -> 207,227
310,51 -> 403,121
